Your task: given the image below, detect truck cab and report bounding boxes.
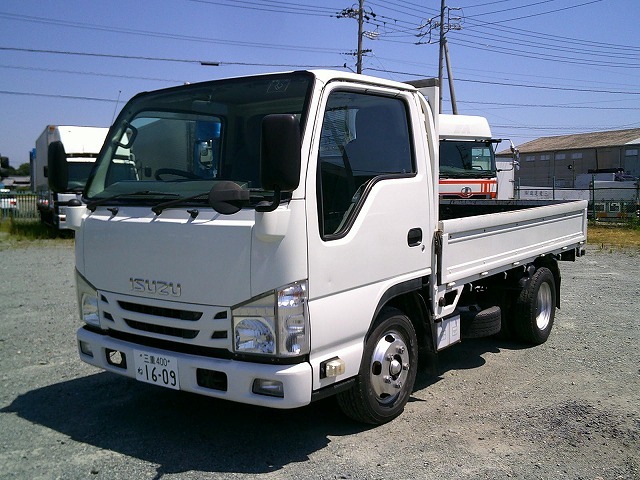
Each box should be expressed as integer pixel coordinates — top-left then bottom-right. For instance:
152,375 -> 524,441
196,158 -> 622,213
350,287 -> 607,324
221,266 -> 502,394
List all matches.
438,114 -> 499,199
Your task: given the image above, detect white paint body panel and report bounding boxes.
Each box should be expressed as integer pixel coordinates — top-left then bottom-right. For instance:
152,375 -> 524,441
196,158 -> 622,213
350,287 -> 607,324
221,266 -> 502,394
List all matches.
438,200 -> 588,286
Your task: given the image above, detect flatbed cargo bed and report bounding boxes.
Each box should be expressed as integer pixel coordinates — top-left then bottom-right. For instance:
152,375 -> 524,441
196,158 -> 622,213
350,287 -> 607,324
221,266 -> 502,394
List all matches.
438,199 -> 588,285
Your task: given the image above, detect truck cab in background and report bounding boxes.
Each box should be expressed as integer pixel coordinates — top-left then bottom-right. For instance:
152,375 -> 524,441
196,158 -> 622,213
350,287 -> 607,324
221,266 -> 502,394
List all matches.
438,114 -> 500,199
34,125 -> 110,230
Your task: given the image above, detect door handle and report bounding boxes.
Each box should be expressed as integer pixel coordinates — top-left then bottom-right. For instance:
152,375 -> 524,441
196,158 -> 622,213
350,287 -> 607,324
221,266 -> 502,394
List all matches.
407,228 -> 423,247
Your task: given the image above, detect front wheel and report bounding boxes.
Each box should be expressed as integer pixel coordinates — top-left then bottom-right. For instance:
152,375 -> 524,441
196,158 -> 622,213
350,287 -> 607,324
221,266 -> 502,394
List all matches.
513,267 -> 556,345
337,308 -> 418,425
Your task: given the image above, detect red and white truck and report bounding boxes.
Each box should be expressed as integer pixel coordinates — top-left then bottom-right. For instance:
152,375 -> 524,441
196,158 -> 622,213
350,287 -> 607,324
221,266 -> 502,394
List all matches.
49,70 -> 587,424
438,114 -> 500,199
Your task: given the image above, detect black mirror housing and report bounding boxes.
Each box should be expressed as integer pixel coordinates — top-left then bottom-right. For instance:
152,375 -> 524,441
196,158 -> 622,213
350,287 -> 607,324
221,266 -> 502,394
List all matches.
48,141 -> 69,193
260,114 -> 301,192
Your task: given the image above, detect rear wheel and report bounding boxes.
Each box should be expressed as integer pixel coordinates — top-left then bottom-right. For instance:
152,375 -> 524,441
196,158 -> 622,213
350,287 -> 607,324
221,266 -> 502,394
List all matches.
337,307 -> 418,425
513,267 -> 556,345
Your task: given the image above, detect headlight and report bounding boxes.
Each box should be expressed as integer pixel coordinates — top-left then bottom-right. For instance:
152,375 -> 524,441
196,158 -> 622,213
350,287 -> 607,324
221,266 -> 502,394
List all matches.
232,281 -> 309,357
75,270 -> 100,328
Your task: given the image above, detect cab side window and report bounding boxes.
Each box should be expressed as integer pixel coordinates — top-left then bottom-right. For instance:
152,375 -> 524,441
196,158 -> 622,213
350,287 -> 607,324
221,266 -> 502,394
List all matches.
317,91 -> 413,237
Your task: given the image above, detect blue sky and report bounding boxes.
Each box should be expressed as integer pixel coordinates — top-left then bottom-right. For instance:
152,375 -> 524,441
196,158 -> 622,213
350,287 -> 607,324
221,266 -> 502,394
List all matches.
1,0 -> 639,167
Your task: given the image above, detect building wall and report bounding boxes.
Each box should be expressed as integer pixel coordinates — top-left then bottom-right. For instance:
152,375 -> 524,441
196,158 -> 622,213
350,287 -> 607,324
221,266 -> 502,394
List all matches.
514,146 -> 636,187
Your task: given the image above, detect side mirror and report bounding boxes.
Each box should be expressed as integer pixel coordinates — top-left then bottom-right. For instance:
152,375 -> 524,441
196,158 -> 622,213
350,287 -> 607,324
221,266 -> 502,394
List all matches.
256,114 -> 301,212
261,114 -> 301,191
48,141 -> 69,193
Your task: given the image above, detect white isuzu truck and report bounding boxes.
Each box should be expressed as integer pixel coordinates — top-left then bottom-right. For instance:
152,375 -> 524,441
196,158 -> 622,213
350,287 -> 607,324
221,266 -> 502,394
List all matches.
49,70 -> 587,424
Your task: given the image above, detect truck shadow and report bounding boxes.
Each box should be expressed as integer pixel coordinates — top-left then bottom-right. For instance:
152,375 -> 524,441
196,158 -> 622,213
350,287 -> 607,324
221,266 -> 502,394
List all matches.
2,337 -> 524,477
412,336 -> 528,392
1,371 -> 372,477
439,336 -> 527,370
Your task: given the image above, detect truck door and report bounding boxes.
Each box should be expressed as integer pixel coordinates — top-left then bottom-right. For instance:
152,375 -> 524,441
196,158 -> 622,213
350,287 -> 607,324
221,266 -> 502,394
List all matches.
306,84 -> 433,385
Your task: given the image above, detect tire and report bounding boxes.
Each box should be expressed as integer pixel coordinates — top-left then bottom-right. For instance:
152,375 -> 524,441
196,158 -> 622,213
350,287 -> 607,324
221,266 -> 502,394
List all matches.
337,307 -> 418,425
513,267 -> 556,345
460,305 -> 502,339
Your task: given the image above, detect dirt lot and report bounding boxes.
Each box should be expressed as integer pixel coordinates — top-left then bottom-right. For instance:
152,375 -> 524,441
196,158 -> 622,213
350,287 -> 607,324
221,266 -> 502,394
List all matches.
0,242 -> 638,479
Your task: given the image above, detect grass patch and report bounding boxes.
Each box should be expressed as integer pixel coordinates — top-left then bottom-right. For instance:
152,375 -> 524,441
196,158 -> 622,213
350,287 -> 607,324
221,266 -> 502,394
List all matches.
587,222 -> 640,250
0,219 -> 74,246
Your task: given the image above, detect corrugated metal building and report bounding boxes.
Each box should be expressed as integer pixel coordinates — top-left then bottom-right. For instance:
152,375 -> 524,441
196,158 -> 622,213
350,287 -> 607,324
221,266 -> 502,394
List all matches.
498,128 -> 640,188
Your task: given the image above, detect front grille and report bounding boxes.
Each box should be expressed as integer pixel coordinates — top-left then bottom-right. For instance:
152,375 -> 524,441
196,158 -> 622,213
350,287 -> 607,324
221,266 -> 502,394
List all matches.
118,301 -> 202,321
124,319 -> 199,339
99,291 -> 231,350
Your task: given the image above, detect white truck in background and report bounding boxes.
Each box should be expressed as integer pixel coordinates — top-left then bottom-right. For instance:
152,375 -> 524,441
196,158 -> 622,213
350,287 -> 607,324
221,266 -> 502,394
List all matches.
34,126 -> 108,230
438,114 -> 518,199
50,70 -> 587,425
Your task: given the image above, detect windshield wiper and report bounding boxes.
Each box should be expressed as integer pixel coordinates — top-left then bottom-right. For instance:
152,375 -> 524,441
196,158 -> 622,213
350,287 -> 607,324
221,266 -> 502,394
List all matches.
151,192 -> 210,216
153,182 -> 252,216
87,191 -> 179,212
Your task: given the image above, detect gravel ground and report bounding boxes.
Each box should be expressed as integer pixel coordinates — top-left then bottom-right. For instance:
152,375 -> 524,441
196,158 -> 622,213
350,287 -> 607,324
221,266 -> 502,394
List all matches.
0,241 -> 638,480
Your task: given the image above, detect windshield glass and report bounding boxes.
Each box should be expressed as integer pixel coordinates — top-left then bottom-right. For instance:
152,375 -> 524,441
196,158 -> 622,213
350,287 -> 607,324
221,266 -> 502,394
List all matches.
67,161 -> 97,191
439,140 -> 497,178
86,72 -> 314,206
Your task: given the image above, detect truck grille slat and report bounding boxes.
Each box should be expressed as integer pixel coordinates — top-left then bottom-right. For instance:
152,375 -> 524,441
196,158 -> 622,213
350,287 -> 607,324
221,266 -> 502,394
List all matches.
124,319 -> 199,339
118,301 -> 202,321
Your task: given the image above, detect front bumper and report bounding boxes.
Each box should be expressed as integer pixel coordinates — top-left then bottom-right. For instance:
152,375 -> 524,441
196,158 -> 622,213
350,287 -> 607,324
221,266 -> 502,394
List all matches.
77,327 -> 313,408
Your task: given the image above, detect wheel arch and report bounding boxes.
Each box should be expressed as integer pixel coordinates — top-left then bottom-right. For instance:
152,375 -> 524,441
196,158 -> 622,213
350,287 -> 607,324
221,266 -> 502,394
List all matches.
370,278 -> 432,352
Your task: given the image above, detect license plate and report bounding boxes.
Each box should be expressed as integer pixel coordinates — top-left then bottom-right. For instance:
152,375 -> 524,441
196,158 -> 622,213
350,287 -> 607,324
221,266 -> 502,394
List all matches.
133,349 -> 180,390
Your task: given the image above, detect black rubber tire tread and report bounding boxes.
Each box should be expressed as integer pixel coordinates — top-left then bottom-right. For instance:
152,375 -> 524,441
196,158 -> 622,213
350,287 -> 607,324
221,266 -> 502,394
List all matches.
336,307 -> 418,425
460,305 -> 502,339
513,267 -> 556,345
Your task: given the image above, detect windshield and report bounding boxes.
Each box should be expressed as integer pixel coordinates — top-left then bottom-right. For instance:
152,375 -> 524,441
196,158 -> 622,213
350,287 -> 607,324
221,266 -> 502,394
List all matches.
439,140 -> 497,178
67,161 -> 97,191
86,72 -> 314,207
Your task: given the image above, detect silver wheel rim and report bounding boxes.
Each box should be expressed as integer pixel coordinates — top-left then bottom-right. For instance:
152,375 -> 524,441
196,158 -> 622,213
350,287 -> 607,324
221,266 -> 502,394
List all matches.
536,282 -> 553,331
369,329 -> 411,404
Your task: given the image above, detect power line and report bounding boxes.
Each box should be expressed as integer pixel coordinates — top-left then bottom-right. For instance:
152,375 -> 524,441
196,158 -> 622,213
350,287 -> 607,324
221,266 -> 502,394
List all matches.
187,0 -> 338,17
448,37 -> 640,69
463,0 -> 529,8
0,64 -> 183,84
448,28 -> 640,60
467,0 -> 573,17
458,8 -> 640,53
0,90 -> 117,103
365,67 -> 640,95
0,46 -> 345,69
0,12 -> 344,55
466,0 -> 605,23
3,44 -> 637,96
458,100 -> 639,110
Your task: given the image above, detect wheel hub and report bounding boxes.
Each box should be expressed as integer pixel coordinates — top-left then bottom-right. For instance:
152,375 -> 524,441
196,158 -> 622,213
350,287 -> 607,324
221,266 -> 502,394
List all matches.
536,282 -> 553,330
369,331 -> 410,404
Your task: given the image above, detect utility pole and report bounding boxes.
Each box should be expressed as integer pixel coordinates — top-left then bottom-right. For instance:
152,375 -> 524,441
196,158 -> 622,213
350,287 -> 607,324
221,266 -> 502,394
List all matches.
438,0 -> 459,114
356,0 -> 364,74
443,38 -> 458,114
422,1 -> 461,113
437,0 -> 446,113
338,1 -> 375,74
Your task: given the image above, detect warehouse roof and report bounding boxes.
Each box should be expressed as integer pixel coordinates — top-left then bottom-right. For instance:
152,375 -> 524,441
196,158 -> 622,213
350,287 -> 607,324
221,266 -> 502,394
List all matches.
498,128 -> 640,155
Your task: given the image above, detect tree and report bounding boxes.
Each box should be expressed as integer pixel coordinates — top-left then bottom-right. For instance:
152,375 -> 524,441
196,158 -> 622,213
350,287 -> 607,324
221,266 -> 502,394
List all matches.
16,163 -> 30,176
